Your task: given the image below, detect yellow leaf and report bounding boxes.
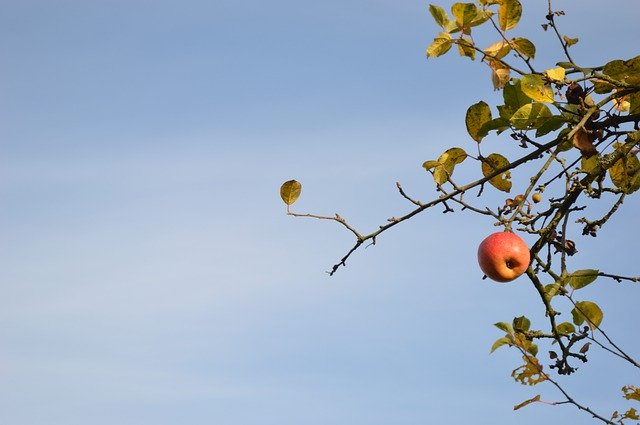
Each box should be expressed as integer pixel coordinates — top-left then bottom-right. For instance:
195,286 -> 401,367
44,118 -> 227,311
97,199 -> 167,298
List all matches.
484,40 -> 511,59
481,153 -> 512,192
521,74 -> 554,103
544,67 -> 566,82
498,0 -> 522,31
280,180 -> 302,206
426,32 -> 453,58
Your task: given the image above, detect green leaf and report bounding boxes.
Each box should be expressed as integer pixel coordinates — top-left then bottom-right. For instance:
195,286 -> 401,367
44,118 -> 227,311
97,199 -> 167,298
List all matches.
498,0 -> 522,31
556,322 -> 576,335
510,103 -> 552,130
514,395 -> 541,411
480,117 -> 510,136
513,316 -> 531,332
603,56 -> 640,85
609,152 -> 640,194
427,32 -> 453,58
503,79 -> 531,110
535,116 -> 566,137
428,4 -> 450,28
494,321 -> 513,334
457,37 -> 476,60
466,101 -> 492,142
521,74 -> 554,103
592,78 -> 615,94
544,282 -> 562,301
491,336 -> 513,353
280,180 -> 302,206
511,37 -> 536,59
566,269 -> 599,290
563,35 -> 579,47
571,301 -> 603,330
481,153 -> 512,192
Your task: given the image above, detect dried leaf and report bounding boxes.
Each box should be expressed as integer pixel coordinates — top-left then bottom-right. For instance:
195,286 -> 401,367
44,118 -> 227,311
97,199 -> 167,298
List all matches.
514,394 -> 541,410
512,355 -> 547,386
489,59 -> 510,90
572,127 -> 598,158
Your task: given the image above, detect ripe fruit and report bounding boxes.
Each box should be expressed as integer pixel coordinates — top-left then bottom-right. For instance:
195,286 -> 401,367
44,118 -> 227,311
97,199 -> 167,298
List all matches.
532,193 -> 542,203
477,232 -> 530,282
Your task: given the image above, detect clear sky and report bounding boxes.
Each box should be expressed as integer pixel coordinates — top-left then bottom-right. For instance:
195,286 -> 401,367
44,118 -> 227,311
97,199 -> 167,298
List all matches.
1,1 -> 639,424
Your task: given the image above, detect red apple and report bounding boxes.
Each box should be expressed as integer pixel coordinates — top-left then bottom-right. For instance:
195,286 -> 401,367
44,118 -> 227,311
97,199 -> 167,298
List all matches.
477,232 -> 530,282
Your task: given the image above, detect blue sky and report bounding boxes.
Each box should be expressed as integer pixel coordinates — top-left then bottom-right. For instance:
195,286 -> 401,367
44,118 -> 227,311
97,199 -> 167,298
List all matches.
1,1 -> 639,424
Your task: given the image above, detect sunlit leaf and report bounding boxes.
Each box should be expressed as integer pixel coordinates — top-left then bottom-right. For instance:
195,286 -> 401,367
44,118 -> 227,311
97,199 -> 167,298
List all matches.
426,32 -> 453,58
484,40 -> 511,59
566,269 -> 599,290
280,180 -> 302,206
428,4 -> 450,28
491,336 -> 513,353
571,301 -> 603,331
544,67 -> 566,82
556,322 -> 576,335
514,395 -> 541,411
623,385 -> 640,402
489,59 -> 510,90
494,321 -> 514,334
510,103 -> 552,130
481,153 -> 512,192
451,2 -> 478,32
521,74 -> 554,103
511,37 -> 535,59
498,0 -> 522,31
512,316 -> 531,332
422,160 -> 440,171
457,37 -> 476,60
609,151 -> 640,194
466,101 -> 492,142
563,35 -> 579,47
622,408 -> 639,421
512,355 -> 547,386
581,155 -> 600,174
428,147 -> 468,185
469,9 -> 494,27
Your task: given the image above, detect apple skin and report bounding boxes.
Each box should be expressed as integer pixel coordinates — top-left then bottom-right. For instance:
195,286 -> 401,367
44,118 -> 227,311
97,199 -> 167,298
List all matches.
477,232 -> 530,282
